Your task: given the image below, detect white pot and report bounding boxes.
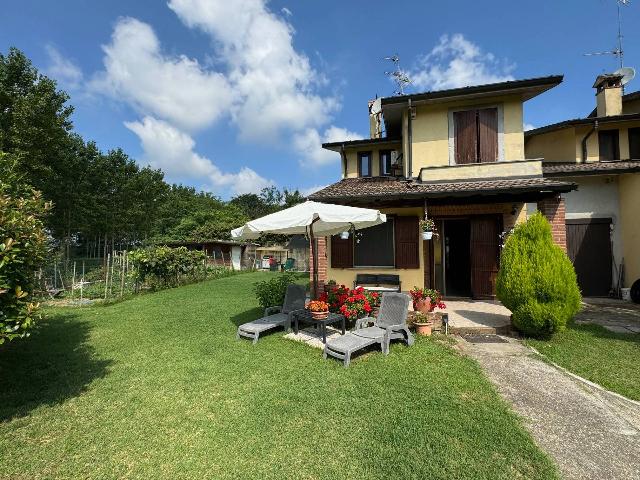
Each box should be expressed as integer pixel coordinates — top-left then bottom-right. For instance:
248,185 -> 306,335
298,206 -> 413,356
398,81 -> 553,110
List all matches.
340,231 -> 350,240
422,231 -> 433,240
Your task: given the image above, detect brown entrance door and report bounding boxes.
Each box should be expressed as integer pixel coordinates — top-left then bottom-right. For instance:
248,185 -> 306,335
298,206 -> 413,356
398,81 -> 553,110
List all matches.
470,216 -> 501,299
566,218 -> 612,296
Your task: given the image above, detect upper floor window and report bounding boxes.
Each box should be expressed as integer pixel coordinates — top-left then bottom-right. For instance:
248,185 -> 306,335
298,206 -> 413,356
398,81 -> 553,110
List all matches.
379,150 -> 392,176
358,152 -> 372,177
453,107 -> 498,164
628,128 -> 640,160
598,130 -> 619,161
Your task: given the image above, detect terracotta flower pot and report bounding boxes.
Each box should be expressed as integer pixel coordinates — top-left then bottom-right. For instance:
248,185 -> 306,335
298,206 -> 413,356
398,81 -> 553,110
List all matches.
414,321 -> 433,336
311,310 -> 329,320
415,298 -> 434,314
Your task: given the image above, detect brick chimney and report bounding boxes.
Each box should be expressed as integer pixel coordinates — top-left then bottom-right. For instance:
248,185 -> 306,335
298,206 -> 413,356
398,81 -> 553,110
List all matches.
594,73 -> 623,117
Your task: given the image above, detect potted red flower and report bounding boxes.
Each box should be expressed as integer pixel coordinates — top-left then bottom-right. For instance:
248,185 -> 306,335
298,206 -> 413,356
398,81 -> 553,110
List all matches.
307,300 -> 330,320
409,287 -> 446,314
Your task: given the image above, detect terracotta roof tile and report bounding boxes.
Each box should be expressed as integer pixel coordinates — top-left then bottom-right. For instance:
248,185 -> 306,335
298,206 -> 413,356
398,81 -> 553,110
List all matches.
309,176 -> 574,201
542,160 -> 640,176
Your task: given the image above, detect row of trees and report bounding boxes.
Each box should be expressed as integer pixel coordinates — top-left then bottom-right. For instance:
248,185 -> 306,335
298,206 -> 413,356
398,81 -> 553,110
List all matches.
0,47 -> 304,261
0,47 -> 305,344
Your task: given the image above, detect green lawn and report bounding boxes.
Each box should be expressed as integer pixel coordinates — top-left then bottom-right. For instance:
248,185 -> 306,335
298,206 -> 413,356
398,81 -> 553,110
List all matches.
527,321 -> 640,401
0,272 -> 557,479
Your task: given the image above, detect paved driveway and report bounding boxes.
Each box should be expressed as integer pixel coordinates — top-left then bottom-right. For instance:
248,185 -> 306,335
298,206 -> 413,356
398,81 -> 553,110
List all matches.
459,336 -> 640,480
576,298 -> 640,334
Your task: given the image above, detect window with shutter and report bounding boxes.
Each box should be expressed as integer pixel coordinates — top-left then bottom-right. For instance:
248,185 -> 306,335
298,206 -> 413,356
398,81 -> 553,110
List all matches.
453,107 -> 499,164
330,235 -> 353,268
598,130 -> 619,161
353,220 -> 394,267
394,216 -> 420,269
628,128 -> 640,159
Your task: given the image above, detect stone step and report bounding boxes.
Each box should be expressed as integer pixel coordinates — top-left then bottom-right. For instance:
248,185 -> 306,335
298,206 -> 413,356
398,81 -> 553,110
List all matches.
450,324 -> 512,335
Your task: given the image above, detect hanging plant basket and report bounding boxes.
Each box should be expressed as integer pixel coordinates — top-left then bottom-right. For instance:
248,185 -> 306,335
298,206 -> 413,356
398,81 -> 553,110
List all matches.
422,231 -> 433,240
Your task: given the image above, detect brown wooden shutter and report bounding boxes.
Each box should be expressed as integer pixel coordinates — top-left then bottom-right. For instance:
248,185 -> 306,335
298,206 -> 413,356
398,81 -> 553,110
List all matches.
330,235 -> 353,268
478,108 -> 498,162
454,110 -> 477,164
394,216 -> 419,269
470,216 -> 501,299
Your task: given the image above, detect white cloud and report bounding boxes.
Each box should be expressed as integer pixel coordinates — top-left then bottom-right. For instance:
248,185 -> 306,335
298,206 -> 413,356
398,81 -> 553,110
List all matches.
293,125 -> 363,167
524,123 -> 535,131
281,7 -> 292,17
410,34 -> 514,90
92,17 -> 232,131
167,0 -> 337,140
45,45 -> 83,88
125,116 -> 273,195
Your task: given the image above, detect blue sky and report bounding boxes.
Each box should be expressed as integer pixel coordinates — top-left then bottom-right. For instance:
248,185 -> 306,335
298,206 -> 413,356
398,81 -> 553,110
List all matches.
2,0 -> 639,198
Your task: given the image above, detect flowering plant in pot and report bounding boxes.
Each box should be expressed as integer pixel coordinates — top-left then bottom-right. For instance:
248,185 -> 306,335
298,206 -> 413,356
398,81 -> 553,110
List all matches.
419,218 -> 438,240
338,287 -> 374,321
306,300 -> 330,319
409,287 -> 446,313
412,312 -> 434,336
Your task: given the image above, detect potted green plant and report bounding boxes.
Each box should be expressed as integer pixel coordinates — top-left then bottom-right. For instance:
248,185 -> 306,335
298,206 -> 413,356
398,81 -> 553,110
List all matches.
412,312 -> 433,336
419,218 -> 438,240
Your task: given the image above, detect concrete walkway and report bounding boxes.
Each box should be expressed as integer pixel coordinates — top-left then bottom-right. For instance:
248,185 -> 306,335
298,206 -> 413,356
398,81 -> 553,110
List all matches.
445,299 -> 512,334
458,336 -> 640,480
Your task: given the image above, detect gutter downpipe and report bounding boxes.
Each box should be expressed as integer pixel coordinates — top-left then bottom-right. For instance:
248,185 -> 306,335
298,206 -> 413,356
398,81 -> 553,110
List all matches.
340,144 -> 347,178
581,120 -> 598,163
408,99 -> 413,179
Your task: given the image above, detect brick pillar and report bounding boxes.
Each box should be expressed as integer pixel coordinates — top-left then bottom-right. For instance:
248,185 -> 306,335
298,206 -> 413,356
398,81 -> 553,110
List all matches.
537,195 -> 567,251
309,236 -> 327,297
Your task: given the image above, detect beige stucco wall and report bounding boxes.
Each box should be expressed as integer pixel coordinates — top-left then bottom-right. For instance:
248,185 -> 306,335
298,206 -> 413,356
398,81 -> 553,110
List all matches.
623,98 -> 640,115
525,127 -> 578,162
619,173 -> 640,287
420,160 -> 542,182
325,207 -> 424,290
409,95 -> 525,171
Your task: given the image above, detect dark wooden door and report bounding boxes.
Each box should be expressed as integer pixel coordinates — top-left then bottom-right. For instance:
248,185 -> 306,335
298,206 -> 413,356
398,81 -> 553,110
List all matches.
566,219 -> 612,296
470,216 -> 501,299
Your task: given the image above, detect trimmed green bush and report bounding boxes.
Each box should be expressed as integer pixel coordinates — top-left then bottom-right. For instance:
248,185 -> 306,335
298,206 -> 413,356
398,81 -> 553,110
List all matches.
496,212 -> 581,337
129,246 -> 207,289
254,272 -> 298,310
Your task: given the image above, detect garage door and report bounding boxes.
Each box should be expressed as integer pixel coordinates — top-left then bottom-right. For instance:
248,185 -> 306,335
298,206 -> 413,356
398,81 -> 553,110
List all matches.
566,218 -> 612,297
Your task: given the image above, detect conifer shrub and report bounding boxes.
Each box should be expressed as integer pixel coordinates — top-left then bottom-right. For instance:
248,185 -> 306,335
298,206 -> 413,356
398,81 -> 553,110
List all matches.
496,212 -> 581,337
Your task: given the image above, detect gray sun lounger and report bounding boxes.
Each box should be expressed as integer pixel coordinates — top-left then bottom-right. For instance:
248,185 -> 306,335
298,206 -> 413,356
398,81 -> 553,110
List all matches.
323,292 -> 413,367
237,284 -> 306,344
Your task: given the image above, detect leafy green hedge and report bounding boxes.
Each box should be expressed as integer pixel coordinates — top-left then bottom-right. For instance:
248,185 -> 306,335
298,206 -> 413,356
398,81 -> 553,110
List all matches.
129,246 -> 208,289
0,180 -> 49,344
496,212 -> 581,337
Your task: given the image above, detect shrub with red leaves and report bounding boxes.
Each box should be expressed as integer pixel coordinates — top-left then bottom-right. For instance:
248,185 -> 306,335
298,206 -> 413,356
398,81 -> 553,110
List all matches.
320,285 -> 380,320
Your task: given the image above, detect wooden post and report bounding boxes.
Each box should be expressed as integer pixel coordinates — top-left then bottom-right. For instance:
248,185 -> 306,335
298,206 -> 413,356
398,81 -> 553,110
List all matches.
72,261 -> 76,299
81,261 -> 85,301
120,251 -> 126,297
104,254 -> 110,299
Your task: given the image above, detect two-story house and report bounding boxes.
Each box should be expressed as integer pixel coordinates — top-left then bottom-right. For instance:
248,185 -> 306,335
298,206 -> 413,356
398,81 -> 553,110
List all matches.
309,76 -> 576,299
526,74 -> 640,297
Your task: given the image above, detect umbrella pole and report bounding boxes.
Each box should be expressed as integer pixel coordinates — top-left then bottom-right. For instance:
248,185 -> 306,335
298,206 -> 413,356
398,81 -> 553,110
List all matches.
310,218 -> 320,299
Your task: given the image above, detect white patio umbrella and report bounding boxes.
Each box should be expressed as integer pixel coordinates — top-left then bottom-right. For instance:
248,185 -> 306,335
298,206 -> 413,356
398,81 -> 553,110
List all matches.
231,200 -> 386,298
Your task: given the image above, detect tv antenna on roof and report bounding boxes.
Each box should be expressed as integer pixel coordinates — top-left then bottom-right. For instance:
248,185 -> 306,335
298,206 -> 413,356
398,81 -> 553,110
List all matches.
384,54 -> 411,95
584,0 -> 630,69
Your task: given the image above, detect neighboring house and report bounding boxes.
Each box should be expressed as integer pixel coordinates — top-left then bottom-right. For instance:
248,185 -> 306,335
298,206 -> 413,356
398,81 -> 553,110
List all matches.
526,73 -> 640,296
165,239 -> 256,270
309,76 -> 576,299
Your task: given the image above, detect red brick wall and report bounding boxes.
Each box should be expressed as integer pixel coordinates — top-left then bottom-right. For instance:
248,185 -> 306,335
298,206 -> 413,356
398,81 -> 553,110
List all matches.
309,236 -> 327,297
537,196 -> 567,251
